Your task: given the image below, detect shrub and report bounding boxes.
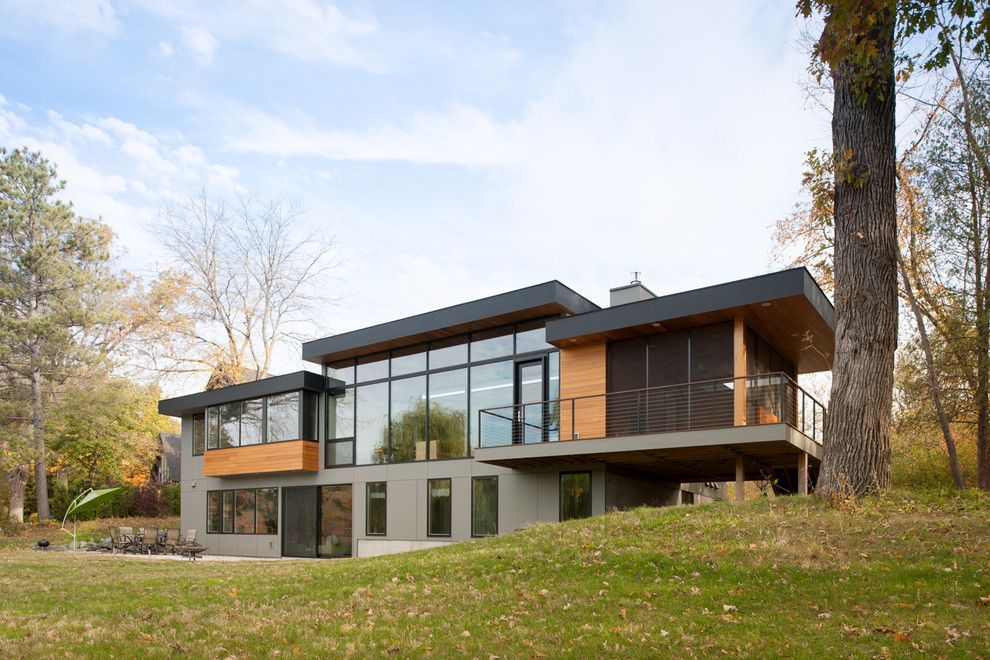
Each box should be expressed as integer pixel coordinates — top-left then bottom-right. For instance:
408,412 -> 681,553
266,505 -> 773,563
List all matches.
162,483 -> 181,516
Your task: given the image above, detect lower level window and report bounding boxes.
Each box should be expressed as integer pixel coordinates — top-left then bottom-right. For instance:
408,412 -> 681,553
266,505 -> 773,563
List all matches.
207,488 -> 278,534
428,478 -> 452,537
366,482 -> 387,535
560,472 -> 592,521
471,476 -> 498,537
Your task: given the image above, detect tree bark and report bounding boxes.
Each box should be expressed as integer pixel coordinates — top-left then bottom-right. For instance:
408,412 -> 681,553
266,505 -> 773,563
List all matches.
31,357 -> 50,521
897,251 -> 965,488
7,465 -> 28,524
817,5 -> 898,498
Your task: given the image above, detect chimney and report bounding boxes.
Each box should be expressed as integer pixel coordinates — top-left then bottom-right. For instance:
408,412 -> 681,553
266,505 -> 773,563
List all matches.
609,272 -> 656,306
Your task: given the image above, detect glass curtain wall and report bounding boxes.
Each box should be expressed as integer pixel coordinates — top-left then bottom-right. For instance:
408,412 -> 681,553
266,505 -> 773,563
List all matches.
327,319 -> 560,465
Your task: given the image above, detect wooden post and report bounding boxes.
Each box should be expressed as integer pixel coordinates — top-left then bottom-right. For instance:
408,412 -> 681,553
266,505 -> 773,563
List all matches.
797,453 -> 809,496
733,317 -> 747,426
735,456 -> 745,502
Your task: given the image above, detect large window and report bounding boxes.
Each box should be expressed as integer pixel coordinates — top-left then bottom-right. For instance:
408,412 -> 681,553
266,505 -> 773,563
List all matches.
219,403 -> 240,448
330,320 -> 559,464
471,361 -> 514,447
204,390 -> 317,450
366,482 -> 387,535
192,414 -> 205,455
234,489 -> 256,533
560,472 -> 592,521
267,392 -> 298,443
356,383 -> 389,464
429,369 -> 467,458
427,478 -> 452,537
326,388 -> 355,468
222,491 -> 234,533
390,376 -> 426,462
207,488 -> 278,534
206,408 -> 219,450
240,399 -> 264,446
472,476 -> 498,537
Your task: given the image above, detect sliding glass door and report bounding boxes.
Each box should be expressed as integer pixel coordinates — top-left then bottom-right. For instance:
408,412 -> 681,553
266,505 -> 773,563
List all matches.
281,485 -> 353,558
282,486 -> 318,557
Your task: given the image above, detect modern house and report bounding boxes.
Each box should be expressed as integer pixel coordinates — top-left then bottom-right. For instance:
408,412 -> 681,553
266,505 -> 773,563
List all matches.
158,268 -> 833,558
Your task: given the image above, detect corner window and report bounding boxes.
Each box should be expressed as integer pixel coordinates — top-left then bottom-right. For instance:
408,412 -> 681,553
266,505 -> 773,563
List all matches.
427,478 -> 452,537
471,476 -> 497,537
366,482 -> 387,535
560,472 -> 592,521
219,403 -> 240,449
240,399 -> 264,446
206,407 -> 219,450
192,414 -> 205,455
267,392 -> 299,443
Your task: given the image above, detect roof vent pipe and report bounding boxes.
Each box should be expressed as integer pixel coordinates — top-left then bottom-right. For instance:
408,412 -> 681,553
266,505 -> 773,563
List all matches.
609,272 -> 656,307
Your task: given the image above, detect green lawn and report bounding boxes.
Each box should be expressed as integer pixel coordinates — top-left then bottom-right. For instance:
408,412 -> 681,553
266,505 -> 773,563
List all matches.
1,492 -> 988,657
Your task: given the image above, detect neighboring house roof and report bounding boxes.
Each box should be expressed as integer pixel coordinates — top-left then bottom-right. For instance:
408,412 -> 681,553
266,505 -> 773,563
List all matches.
158,370 -> 334,417
301,280 -> 600,364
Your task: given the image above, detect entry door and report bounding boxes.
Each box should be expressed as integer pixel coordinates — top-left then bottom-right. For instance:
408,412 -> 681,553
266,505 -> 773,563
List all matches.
514,358 -> 546,444
282,486 -> 318,558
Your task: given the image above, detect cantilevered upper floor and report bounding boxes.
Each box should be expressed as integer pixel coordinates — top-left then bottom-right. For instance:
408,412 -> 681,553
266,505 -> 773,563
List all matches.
158,268 -> 833,490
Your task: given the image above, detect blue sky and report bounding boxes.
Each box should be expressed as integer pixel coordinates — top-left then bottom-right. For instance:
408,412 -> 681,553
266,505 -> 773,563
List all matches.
0,0 -> 830,379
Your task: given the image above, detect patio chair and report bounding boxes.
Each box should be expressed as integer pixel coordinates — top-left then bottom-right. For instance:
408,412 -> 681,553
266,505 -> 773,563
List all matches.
179,529 -> 198,547
163,528 -> 181,553
109,527 -> 122,554
139,528 -> 161,555
119,526 -> 136,553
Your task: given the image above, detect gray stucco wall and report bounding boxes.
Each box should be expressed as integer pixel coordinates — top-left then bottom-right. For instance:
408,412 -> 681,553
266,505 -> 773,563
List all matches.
179,415 -> 609,558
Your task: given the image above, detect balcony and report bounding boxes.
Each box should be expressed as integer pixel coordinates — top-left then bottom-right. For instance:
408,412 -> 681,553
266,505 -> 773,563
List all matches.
203,440 -> 319,477
474,373 -> 825,486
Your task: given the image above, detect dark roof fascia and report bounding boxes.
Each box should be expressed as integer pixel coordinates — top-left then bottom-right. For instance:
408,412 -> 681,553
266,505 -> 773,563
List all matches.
301,280 -> 600,363
158,371 -> 338,417
546,267 -> 835,342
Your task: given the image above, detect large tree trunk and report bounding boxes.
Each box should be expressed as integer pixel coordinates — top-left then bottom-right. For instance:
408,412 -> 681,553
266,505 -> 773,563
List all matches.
897,251 -> 965,488
817,5 -> 898,498
31,360 -> 50,521
7,465 -> 28,524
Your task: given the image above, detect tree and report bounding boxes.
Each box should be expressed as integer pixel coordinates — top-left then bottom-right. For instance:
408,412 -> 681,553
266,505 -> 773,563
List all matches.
0,148 -> 125,520
800,0 -> 899,497
46,375 -> 175,490
152,191 -> 337,388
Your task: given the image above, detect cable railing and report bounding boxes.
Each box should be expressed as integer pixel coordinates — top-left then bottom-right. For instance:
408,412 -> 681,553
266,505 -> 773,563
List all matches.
477,372 -> 826,449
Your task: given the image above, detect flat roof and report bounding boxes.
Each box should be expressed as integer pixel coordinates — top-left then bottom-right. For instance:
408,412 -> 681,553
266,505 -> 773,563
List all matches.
158,371 -> 334,417
545,268 -> 835,374
302,280 -> 600,364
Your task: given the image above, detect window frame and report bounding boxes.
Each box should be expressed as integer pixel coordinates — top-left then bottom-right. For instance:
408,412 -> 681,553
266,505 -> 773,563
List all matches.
471,475 -> 498,538
427,477 -> 452,538
206,488 -> 279,535
366,481 -> 387,536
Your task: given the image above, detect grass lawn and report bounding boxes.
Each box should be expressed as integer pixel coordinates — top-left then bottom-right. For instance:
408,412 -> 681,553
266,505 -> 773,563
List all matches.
1,491 -> 988,657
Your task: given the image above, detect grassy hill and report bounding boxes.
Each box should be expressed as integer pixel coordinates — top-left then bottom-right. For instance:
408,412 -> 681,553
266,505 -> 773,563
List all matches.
1,491 -> 988,657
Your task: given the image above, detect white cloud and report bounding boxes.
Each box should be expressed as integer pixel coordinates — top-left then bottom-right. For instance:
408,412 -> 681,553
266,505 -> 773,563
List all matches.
135,0 -> 380,69
180,25 -> 218,64
226,103 -> 511,165
155,41 -> 174,58
1,0 -> 119,35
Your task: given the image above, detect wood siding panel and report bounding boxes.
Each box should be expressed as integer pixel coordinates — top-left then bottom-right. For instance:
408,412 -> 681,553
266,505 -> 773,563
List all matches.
203,440 -> 319,477
559,343 -> 606,440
